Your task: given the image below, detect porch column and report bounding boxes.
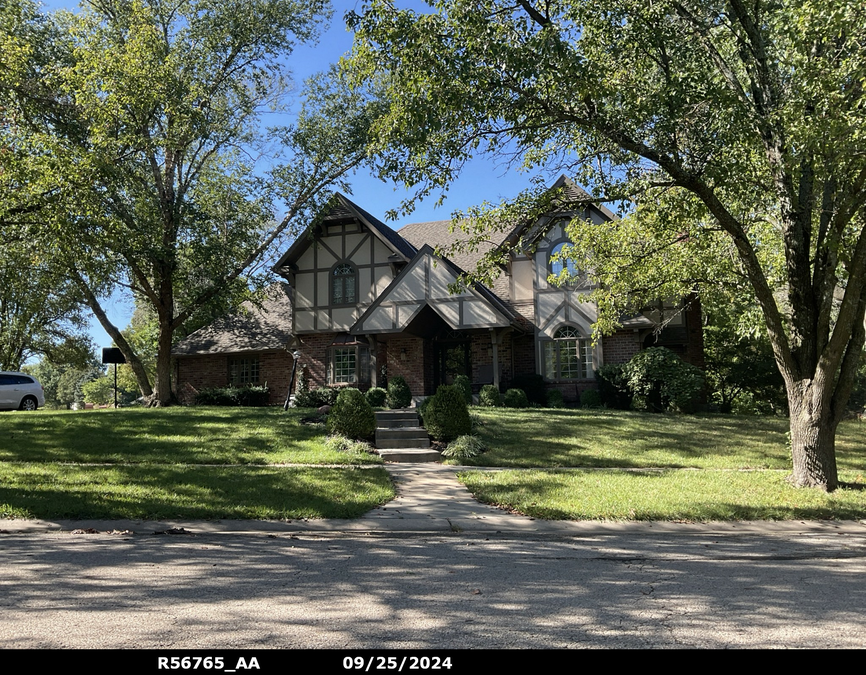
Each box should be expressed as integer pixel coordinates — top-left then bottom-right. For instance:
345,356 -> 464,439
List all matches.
490,328 -> 500,390
368,335 -> 378,388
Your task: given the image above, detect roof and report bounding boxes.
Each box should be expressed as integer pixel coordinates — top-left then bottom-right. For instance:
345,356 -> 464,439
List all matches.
172,284 -> 293,356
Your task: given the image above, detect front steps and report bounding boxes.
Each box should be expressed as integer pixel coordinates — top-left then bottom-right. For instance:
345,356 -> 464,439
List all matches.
375,410 -> 440,463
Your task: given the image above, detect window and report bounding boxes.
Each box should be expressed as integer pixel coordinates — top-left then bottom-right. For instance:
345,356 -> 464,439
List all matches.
332,262 -> 357,305
543,326 -> 593,380
329,345 -> 371,385
549,241 -> 586,285
229,357 -> 259,385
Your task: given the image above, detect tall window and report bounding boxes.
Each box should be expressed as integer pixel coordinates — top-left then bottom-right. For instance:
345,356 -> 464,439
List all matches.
229,357 -> 260,385
332,262 -> 357,305
543,326 -> 593,380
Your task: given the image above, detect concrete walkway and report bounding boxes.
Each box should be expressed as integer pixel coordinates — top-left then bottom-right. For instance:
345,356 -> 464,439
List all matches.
3,462 -> 865,537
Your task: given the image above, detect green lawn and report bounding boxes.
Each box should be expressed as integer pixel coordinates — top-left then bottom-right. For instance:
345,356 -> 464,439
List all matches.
456,408 -> 866,521
0,407 -> 393,520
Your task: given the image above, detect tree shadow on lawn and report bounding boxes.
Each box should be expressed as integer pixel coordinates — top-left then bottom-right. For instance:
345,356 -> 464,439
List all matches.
0,464 -> 394,520
469,409 -> 794,469
0,408 -> 329,464
458,469 -> 866,521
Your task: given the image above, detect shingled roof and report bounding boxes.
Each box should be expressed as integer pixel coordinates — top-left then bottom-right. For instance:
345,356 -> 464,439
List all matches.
172,284 -> 293,356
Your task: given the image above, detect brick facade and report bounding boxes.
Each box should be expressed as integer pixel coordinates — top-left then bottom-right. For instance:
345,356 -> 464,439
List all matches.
174,349 -> 294,406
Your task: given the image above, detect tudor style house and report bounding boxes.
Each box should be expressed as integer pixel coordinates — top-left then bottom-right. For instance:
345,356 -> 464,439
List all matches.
173,177 -> 704,405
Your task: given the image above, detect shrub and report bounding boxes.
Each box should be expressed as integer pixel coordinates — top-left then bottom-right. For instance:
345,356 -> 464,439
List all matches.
417,395 -> 431,423
453,374 -> 473,404
509,373 -> 547,406
422,385 -> 471,441
596,364 -> 632,410
293,365 -> 319,408
479,384 -> 502,407
546,389 -> 566,408
365,387 -> 387,407
324,434 -> 374,455
326,388 -> 376,440
386,375 -> 412,408
314,386 -> 339,407
579,389 -> 603,408
195,385 -> 270,406
623,347 -> 705,413
503,388 -> 529,408
442,435 -> 487,460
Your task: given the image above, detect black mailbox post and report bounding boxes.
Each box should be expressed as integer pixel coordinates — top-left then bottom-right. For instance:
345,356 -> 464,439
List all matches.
101,348 -> 127,408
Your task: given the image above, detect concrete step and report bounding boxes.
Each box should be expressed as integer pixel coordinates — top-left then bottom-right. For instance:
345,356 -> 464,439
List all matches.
375,410 -> 420,428
376,426 -> 428,440
377,448 -> 442,463
375,435 -> 431,449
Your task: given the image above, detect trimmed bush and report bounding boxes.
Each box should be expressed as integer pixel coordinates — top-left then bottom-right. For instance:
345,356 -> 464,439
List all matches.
442,435 -> 487,460
509,374 -> 547,406
453,374 -> 473,404
386,375 -> 412,409
479,384 -> 502,407
315,386 -> 339,407
195,385 -> 270,407
596,364 -> 632,410
422,385 -> 471,441
503,388 -> 529,408
327,388 -> 376,440
623,347 -> 705,413
365,387 -> 387,407
579,389 -> 603,408
546,389 -> 566,408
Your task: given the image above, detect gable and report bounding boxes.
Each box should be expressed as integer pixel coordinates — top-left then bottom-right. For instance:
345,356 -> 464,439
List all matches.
351,246 -> 515,334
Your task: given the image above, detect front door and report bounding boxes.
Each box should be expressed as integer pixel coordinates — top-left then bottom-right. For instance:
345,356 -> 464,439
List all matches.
433,333 -> 471,388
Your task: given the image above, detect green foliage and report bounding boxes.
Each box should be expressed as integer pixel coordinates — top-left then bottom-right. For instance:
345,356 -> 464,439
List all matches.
386,375 -> 412,409
623,348 -> 704,413
293,365 -> 318,408
579,389 -> 602,409
343,0 -> 866,488
195,385 -> 270,407
596,364 -> 632,410
479,384 -> 502,407
327,388 -> 376,440
323,434 -> 374,455
416,395 -> 431,423
314,386 -> 340,407
453,374 -> 473,404
2,0 -> 382,404
503,388 -> 529,409
442,435 -> 487,460
509,374 -> 546,406
365,387 -> 387,407
422,385 -> 471,441
546,389 -> 566,409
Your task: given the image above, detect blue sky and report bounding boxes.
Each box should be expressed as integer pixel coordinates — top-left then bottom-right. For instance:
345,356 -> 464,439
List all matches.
36,0 -> 554,352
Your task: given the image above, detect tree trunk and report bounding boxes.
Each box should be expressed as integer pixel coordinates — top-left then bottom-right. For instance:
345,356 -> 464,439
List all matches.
150,315 -> 176,407
787,386 -> 839,491
73,274 -> 153,398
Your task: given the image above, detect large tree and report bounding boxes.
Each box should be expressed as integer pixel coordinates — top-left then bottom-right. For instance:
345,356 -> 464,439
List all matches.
346,0 -> 866,490
2,0 -> 379,404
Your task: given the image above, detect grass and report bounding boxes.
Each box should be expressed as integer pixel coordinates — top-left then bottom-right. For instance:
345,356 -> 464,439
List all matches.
459,407 -> 866,470
455,407 -> 866,521
0,407 -> 382,465
0,407 -> 393,520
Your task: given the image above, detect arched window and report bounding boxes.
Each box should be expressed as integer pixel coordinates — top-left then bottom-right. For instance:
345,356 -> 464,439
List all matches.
543,325 -> 593,380
332,262 -> 357,305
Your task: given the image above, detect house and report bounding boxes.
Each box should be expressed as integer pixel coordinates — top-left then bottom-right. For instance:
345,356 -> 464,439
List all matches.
172,177 -> 704,404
